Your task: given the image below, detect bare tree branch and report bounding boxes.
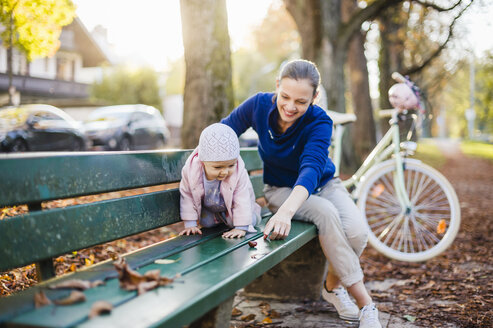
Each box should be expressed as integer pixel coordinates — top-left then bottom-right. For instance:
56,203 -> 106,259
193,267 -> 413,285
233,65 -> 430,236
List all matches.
411,0 -> 464,12
341,0 -> 401,48
404,0 -> 475,75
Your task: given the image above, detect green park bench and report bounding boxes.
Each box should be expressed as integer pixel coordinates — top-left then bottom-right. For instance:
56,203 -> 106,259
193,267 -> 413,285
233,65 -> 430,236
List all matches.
0,149 -> 327,328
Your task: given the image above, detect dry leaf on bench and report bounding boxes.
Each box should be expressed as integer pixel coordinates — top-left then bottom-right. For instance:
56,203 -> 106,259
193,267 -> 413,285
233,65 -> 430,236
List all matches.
113,256 -> 174,295
137,280 -> 159,295
49,279 -> 103,291
154,258 -> 180,265
54,290 -> 86,306
34,291 -> 52,308
88,301 -> 113,318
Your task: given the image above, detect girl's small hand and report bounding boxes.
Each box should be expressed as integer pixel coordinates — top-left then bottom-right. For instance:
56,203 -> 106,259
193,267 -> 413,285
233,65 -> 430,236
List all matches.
222,228 -> 246,239
179,226 -> 202,236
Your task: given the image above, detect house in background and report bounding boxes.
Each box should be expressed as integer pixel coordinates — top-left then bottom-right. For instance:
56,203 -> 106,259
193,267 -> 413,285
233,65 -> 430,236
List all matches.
0,17 -> 110,106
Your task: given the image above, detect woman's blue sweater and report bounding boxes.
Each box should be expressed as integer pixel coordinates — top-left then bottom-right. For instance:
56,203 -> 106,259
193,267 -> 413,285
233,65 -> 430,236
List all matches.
221,92 -> 335,195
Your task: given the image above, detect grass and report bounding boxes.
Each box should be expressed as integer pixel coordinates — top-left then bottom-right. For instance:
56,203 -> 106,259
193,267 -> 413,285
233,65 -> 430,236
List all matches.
414,140 -> 447,169
460,141 -> 493,162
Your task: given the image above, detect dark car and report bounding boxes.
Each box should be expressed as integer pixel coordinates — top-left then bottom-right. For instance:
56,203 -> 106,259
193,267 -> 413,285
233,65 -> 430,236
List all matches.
83,105 -> 170,151
0,104 -> 88,152
239,127 -> 259,147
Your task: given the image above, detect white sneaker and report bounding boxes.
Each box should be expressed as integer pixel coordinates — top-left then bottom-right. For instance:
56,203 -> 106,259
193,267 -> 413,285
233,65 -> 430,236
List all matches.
359,303 -> 382,328
321,285 -> 359,321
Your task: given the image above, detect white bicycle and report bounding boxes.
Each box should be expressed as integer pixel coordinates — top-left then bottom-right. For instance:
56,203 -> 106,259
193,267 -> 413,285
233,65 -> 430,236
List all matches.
328,73 -> 460,262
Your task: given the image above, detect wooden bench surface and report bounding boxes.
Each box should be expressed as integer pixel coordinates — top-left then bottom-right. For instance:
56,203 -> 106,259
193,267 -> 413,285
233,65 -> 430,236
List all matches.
0,149 -> 317,327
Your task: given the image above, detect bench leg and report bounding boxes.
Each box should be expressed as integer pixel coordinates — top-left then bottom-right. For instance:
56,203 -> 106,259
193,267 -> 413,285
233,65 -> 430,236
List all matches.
244,238 -> 327,300
189,296 -> 234,328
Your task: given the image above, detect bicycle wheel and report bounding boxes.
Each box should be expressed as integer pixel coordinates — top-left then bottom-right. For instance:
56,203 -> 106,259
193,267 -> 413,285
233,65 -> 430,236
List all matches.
356,159 -> 460,262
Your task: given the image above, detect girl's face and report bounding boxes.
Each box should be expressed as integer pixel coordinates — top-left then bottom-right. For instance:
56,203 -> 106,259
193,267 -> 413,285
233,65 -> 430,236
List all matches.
202,159 -> 237,181
276,78 -> 317,133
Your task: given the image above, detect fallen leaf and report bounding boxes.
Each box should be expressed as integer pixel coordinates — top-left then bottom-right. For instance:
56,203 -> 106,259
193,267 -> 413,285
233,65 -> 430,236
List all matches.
34,291 -> 52,308
91,280 -> 105,288
231,307 -> 243,317
88,301 -> 113,318
49,279 -> 92,290
69,264 -> 77,272
49,279 -> 105,291
371,184 -> 385,198
262,317 -> 273,323
418,280 -> 435,290
240,313 -> 256,321
154,258 -> 180,264
437,219 -> 447,234
113,257 -> 174,293
54,291 -> 86,305
403,314 -> 417,322
270,309 -> 281,319
137,280 -> 159,295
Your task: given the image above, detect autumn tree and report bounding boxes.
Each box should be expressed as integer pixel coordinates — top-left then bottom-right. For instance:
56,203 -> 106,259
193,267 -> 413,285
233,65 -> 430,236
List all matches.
0,0 -> 76,104
283,0 -> 475,170
377,0 -> 475,137
180,0 -> 233,148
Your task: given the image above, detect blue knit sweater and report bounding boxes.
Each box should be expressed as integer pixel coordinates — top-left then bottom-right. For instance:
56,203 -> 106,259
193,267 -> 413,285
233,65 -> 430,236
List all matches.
221,92 -> 335,195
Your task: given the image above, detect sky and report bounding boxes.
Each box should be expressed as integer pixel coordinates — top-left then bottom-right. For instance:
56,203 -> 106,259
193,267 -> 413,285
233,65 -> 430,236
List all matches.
73,0 -> 272,71
73,0 -> 493,72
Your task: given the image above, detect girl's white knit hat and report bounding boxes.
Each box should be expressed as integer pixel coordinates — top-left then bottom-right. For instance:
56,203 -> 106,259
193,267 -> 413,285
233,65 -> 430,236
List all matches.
198,123 -> 240,162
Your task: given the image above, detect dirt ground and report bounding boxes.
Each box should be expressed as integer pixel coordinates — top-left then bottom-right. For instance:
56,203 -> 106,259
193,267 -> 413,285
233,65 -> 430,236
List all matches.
1,144 -> 492,327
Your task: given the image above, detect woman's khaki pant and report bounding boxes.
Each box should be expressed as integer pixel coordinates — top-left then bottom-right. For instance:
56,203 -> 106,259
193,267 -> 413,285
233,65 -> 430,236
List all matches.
264,178 -> 368,287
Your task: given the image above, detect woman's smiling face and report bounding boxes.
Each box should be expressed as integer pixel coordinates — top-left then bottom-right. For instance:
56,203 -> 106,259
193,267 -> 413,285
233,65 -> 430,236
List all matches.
276,77 -> 317,133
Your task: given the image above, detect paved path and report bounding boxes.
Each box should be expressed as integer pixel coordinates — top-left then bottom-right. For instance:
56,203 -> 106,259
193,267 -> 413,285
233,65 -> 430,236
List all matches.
230,281 -> 422,328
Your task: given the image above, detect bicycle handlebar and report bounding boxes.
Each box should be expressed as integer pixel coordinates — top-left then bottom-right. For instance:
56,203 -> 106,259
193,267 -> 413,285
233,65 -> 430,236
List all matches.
391,72 -> 406,83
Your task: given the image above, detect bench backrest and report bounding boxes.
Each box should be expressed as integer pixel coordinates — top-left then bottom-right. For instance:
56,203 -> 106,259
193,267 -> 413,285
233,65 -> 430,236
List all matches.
0,148 -> 263,279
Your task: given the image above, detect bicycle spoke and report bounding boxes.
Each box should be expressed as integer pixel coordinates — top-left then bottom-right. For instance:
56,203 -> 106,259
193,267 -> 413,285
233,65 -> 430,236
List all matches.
366,206 -> 401,216
380,213 -> 404,246
410,174 -> 434,204
369,215 -> 396,231
411,216 -> 441,244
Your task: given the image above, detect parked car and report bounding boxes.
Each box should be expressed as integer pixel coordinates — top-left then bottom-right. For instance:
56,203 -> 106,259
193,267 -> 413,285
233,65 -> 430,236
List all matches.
239,127 -> 259,147
83,105 -> 170,151
0,104 -> 88,152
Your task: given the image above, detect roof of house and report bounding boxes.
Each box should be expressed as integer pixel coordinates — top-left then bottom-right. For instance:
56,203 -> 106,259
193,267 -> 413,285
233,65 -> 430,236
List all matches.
60,17 -> 109,67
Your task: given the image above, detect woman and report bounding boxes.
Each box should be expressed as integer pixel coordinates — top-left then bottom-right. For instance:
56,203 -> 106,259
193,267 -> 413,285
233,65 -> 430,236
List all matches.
221,59 -> 381,328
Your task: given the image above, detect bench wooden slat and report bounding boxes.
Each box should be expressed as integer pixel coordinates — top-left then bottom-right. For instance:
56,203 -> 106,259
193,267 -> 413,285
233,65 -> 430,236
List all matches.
7,219 -> 316,328
0,151 -> 192,207
0,189 -> 181,272
250,174 -> 264,198
0,149 -> 261,207
0,225 -> 232,324
80,220 -> 317,328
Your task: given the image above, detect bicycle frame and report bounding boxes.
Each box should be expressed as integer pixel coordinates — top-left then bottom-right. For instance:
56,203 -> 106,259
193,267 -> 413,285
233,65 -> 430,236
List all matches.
332,111 -> 414,208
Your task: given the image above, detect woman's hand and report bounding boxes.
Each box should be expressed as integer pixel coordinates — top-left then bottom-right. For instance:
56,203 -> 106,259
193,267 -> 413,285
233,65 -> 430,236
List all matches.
263,210 -> 292,240
263,185 -> 309,240
222,228 -> 246,239
179,226 -> 202,236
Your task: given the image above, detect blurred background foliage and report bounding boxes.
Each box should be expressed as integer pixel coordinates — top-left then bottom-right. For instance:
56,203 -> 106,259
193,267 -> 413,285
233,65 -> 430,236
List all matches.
90,65 -> 162,110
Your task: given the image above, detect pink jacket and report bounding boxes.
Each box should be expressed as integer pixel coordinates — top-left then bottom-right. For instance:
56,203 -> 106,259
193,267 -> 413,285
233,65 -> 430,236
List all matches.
179,148 -> 261,228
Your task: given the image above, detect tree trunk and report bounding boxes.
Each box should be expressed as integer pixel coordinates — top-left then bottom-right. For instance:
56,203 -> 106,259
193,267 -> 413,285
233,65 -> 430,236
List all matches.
377,5 -> 406,136
344,0 -> 376,164
7,12 -> 14,106
180,0 -> 234,148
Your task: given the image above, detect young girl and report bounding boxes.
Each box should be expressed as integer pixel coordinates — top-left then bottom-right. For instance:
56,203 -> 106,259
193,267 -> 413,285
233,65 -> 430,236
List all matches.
179,123 -> 260,239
